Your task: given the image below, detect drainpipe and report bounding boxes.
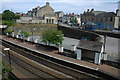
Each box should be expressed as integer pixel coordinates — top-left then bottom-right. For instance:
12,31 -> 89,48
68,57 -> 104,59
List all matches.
103,35 -> 107,62
103,35 -> 107,53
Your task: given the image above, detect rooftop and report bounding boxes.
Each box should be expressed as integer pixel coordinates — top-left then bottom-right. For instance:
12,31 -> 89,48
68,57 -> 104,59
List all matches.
77,40 -> 103,52
92,11 -> 105,16
96,12 -> 116,17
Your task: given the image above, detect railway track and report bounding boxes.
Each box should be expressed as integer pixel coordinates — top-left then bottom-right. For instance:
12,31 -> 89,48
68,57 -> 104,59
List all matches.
1,39 -> 101,80
2,37 -> 118,80
2,53 -> 45,80
2,49 -> 70,80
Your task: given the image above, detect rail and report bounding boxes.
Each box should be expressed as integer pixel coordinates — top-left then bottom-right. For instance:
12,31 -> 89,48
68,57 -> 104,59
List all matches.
1,38 -> 119,80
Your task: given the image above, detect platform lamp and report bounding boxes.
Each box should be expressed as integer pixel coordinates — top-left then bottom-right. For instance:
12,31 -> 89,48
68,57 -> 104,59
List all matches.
3,48 -> 11,67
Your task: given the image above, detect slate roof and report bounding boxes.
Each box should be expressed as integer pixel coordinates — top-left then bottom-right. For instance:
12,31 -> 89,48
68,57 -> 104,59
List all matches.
55,11 -> 63,14
92,11 -> 105,16
77,40 -> 103,52
39,4 -> 54,11
96,12 -> 116,17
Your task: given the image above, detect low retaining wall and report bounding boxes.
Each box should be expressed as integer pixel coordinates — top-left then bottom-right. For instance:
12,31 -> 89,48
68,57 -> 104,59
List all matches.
57,25 -> 100,41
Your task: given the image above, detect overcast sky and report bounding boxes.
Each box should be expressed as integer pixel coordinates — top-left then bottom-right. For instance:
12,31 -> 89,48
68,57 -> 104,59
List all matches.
1,0 -> 119,14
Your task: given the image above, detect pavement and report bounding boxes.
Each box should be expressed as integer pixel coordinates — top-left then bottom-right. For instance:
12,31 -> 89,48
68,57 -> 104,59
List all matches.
1,36 -> 120,79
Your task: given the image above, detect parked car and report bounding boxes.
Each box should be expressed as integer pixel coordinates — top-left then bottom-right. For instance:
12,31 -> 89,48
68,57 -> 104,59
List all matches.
67,22 -> 74,26
112,29 -> 120,33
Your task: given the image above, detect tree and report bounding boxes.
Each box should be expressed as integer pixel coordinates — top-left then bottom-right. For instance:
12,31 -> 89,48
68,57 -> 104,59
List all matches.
2,10 -> 15,20
41,28 -> 64,45
15,15 -> 20,19
20,31 -> 30,37
0,61 -> 13,80
2,20 -> 13,27
4,29 -> 13,35
70,16 -> 78,23
0,13 -> 2,20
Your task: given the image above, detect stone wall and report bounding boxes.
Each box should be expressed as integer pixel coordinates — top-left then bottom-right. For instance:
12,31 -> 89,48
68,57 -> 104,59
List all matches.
57,25 -> 100,41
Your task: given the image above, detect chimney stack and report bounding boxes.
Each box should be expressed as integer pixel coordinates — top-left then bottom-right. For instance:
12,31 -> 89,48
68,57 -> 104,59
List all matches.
87,9 -> 89,12
46,2 -> 50,6
91,8 -> 94,11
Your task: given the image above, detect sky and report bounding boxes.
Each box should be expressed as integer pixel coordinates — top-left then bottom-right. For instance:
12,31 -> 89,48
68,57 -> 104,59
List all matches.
1,0 -> 119,14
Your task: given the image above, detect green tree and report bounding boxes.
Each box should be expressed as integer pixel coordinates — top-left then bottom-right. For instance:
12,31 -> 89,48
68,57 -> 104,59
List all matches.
4,29 -> 13,35
0,13 -> 2,20
2,20 -> 13,27
2,10 -> 15,20
15,15 -> 20,19
20,31 -> 30,37
41,28 -> 64,45
0,61 -> 13,80
70,16 -> 77,23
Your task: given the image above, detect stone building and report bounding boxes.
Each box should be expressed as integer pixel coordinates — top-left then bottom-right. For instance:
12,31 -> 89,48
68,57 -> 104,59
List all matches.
55,11 -> 64,18
81,9 -> 120,30
17,2 -> 57,24
59,13 -> 81,25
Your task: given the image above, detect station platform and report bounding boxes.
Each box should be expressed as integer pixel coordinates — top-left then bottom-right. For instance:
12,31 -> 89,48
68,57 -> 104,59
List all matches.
1,36 -> 119,79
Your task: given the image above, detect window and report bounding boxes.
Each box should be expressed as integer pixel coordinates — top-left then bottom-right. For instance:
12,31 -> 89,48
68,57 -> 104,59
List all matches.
110,17 -> 113,22
92,18 -> 94,21
46,19 -> 49,23
52,19 -> 54,23
101,17 -> 102,22
105,17 -> 107,22
96,18 -> 98,22
49,19 -> 51,23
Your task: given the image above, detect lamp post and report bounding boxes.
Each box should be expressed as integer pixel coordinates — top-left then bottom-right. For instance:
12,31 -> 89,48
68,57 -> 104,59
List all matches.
4,48 -> 11,67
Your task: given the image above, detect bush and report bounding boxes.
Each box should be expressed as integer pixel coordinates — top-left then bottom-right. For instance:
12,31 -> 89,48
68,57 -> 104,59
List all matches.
20,31 -> 30,37
4,29 -> 13,35
41,28 -> 64,45
1,61 -> 13,80
2,20 -> 14,27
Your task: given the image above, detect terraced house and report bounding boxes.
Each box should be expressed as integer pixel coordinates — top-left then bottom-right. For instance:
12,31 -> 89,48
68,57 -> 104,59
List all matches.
17,2 -> 58,24
81,8 -> 120,30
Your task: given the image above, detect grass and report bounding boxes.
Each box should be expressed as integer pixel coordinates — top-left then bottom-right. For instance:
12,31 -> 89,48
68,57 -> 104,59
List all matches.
8,23 -> 57,36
